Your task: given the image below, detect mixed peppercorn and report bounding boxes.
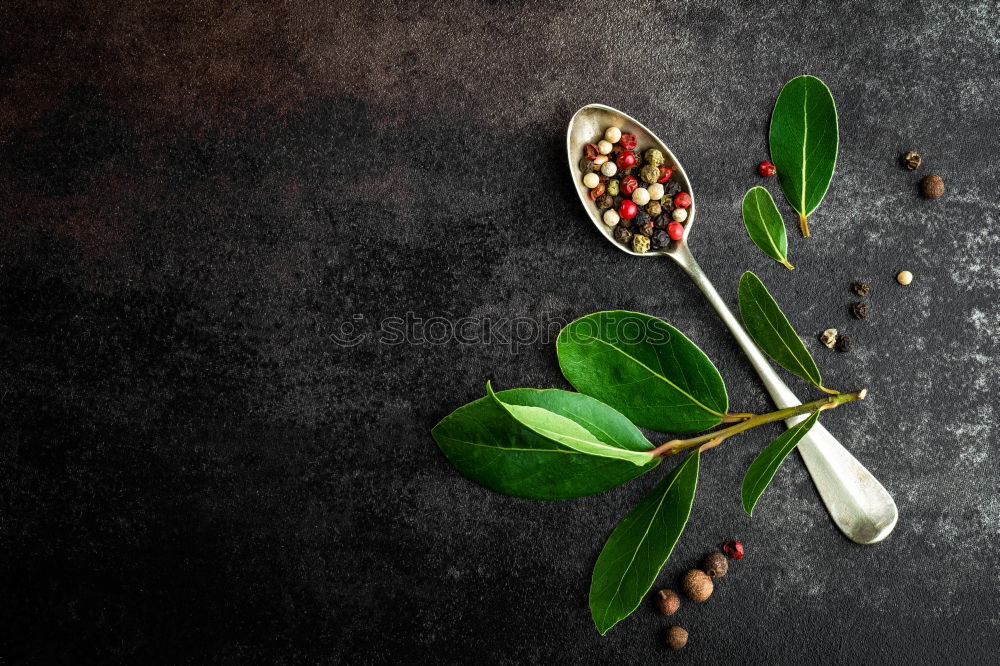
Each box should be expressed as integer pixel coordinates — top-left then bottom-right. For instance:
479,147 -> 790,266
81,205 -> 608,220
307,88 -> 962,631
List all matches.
579,126 -> 692,253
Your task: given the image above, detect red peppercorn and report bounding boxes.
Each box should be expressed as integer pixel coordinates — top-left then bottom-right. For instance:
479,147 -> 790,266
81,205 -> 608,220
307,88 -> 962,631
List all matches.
618,199 -> 638,221
657,166 -> 673,183
616,151 -> 636,170
722,539 -> 744,560
674,192 -> 691,208
584,143 -> 600,160
758,160 -> 776,177
667,221 -> 684,241
588,183 -> 606,200
619,133 -> 637,151
620,175 -> 638,196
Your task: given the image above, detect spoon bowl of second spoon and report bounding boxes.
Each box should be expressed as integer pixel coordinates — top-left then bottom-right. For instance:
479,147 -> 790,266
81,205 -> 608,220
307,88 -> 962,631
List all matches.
567,103 -> 696,255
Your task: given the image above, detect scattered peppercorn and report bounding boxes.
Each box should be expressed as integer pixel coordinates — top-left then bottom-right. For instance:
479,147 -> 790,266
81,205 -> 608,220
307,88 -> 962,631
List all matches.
758,160 -> 777,177
901,151 -> 921,170
664,626 -> 688,651
851,302 -> 869,320
921,174 -> 944,198
852,281 -> 871,297
819,328 -> 838,349
836,334 -> 852,352
682,569 -> 713,602
701,552 -> 729,579
897,270 -> 913,285
722,539 -> 744,560
656,589 -> 681,616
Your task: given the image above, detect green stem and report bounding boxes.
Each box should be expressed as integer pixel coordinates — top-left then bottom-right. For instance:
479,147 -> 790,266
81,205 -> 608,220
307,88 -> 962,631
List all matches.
649,388 -> 867,458
799,212 -> 810,237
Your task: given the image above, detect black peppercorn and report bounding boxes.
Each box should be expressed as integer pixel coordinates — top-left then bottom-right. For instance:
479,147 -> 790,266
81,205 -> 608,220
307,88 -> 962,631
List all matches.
612,195 -> 624,209
651,229 -> 670,248
851,302 -> 869,319
659,197 -> 675,215
836,334 -> 852,352
701,551 -> 728,579
901,151 -> 921,170
613,224 -> 633,245
653,215 -> 670,230
579,157 -> 594,173
633,210 -> 650,228
638,221 -> 654,238
852,281 -> 871,297
664,180 -> 682,196
596,193 -> 614,210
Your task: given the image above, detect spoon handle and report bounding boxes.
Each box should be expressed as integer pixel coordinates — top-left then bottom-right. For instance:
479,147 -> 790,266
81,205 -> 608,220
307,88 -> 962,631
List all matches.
670,245 -> 897,544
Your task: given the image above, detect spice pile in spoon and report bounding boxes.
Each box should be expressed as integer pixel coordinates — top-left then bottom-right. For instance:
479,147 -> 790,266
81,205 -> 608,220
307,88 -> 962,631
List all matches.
579,126 -> 692,253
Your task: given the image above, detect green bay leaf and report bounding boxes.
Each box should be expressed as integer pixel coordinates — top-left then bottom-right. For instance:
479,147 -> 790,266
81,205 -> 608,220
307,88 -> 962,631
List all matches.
432,387 -> 660,500
769,75 -> 838,237
738,272 -> 829,392
742,186 -> 793,270
741,411 -> 820,515
556,311 -> 728,433
486,382 -> 652,466
590,450 -> 700,635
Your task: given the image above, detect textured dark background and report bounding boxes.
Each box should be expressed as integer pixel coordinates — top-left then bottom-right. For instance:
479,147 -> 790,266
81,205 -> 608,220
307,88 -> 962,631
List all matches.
2,0 -> 998,663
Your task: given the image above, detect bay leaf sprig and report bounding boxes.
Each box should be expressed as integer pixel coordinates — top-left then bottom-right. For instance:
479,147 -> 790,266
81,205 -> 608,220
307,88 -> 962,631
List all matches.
769,75 -> 839,237
742,186 -> 793,270
433,277 -> 867,634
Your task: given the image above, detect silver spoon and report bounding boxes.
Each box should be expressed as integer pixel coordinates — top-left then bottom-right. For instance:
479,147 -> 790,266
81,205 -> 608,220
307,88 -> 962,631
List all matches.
567,103 -> 897,544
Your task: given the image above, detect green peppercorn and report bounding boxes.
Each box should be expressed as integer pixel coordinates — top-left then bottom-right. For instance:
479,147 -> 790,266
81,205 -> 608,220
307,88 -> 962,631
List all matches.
646,201 -> 662,218
596,193 -> 613,210
640,164 -> 660,185
632,234 -> 650,253
644,148 -> 665,167
607,179 -> 619,196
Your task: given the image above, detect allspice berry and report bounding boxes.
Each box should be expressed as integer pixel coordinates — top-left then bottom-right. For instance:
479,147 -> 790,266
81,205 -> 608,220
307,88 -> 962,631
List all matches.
681,569 -> 713,602
655,588 -> 681,616
664,626 -> 688,651
921,174 -> 944,199
701,551 -> 729,579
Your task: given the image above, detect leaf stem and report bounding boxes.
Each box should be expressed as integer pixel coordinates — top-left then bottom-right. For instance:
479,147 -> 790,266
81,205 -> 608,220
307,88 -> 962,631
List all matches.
649,388 -> 866,458
799,213 -> 810,237
721,412 -> 756,423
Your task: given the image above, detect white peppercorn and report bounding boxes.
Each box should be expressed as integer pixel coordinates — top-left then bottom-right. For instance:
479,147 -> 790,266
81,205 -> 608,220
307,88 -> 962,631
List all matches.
603,209 -> 620,227
583,173 -> 600,189
604,127 -> 622,143
632,187 -> 650,206
672,208 -> 688,222
601,161 -> 617,177
647,183 -> 664,200
598,140 -> 613,155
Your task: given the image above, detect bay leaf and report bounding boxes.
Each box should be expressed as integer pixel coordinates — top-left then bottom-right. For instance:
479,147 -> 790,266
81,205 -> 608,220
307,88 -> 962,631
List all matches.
432,387 -> 660,500
742,186 -> 793,270
769,75 -> 839,237
589,450 -> 700,635
487,382 -> 653,466
741,411 -> 820,515
738,272 -> 830,392
556,311 -> 728,433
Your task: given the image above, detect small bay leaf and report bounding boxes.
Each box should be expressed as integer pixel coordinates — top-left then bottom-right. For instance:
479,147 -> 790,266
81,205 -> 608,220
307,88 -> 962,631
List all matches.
589,450 -> 700,635
742,186 -> 793,270
769,75 -> 839,237
557,311 -> 728,433
741,411 -> 820,515
432,387 -> 660,500
738,272 -> 831,392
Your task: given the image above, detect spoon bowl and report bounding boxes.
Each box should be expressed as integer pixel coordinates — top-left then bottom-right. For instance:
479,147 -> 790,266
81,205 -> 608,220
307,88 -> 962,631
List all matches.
567,103 -> 695,254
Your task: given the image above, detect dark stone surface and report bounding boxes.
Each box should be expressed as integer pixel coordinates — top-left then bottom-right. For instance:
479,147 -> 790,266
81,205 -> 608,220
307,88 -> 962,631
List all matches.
2,1 -> 998,663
